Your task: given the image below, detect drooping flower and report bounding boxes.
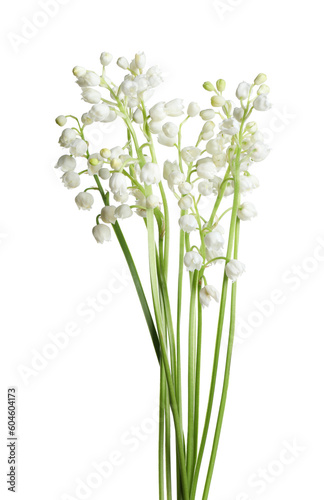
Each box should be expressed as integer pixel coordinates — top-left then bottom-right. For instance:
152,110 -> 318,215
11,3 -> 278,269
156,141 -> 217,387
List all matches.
59,128 -> 77,148
253,94 -> 271,111
179,215 -> 198,233
238,202 -> 258,221
92,224 -> 111,243
70,139 -> 87,157
199,285 -> 220,307
140,162 -> 161,185
115,204 -> 133,219
101,205 -> 117,224
184,251 -> 203,271
225,259 -> 246,281
75,192 -> 94,210
62,171 -> 81,189
55,155 -> 76,172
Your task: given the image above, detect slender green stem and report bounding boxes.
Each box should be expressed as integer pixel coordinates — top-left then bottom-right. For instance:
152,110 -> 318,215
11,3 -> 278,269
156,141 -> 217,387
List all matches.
165,386 -> 173,500
194,284 -> 203,463
146,203 -> 190,500
187,270 -> 198,488
190,145 -> 244,500
159,366 -> 166,500
202,217 -> 240,499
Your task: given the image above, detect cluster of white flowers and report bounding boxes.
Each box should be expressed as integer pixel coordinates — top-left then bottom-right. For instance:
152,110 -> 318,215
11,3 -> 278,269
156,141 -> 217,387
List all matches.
55,52 -> 271,306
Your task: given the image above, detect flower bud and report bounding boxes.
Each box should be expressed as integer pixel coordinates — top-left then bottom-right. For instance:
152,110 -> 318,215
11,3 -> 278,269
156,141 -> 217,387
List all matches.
56,155 -> 76,172
92,224 -> 111,244
100,148 -> 111,159
158,132 -> 176,147
81,71 -> 101,87
149,120 -> 163,134
216,79 -> 226,92
81,113 -> 93,126
257,84 -> 270,95
253,94 -> 271,111
75,192 -> 94,210
225,259 -> 245,281
99,168 -> 111,180
135,51 -> 146,69
165,99 -> 184,117
111,158 -> 122,170
146,194 -> 160,209
100,52 -> 113,66
200,109 -> 216,121
55,115 -> 67,126
245,121 -> 257,134
117,57 -> 129,69
233,107 -> 244,122
211,95 -> 226,107
178,195 -> 193,210
133,108 -> 144,124
200,285 -> 220,307
238,202 -> 257,221
62,171 -> 81,189
149,102 -> 166,122
201,121 -> 215,141
179,214 -> 198,233
162,122 -> 178,138
163,160 -> 179,180
187,102 -> 200,117
73,66 -> 86,78
184,251 -> 203,271
254,73 -> 267,85
203,81 -> 215,91
101,205 -> 117,224
236,82 -> 251,100
140,162 -> 161,185
115,204 -> 133,219
222,100 -> 233,115
81,88 -> 101,104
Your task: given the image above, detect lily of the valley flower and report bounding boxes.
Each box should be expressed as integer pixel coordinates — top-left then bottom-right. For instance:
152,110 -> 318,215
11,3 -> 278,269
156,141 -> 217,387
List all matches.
92,224 -> 111,243
200,285 -> 220,307
225,259 -> 246,281
184,251 -> 203,271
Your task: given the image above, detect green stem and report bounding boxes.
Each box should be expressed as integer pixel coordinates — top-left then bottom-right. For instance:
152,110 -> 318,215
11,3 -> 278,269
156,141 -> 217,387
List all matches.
202,217 -> 240,499
194,283 -> 203,463
146,203 -> 190,500
190,144 -> 243,500
159,366 -> 166,500
187,270 -> 198,488
165,387 -> 173,500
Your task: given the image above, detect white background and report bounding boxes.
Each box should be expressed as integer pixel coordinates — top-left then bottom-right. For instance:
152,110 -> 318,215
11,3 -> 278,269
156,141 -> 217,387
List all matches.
1,0 -> 324,499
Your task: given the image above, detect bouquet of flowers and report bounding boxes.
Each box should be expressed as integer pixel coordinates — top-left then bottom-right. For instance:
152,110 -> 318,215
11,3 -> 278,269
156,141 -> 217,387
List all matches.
54,50 -> 271,499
